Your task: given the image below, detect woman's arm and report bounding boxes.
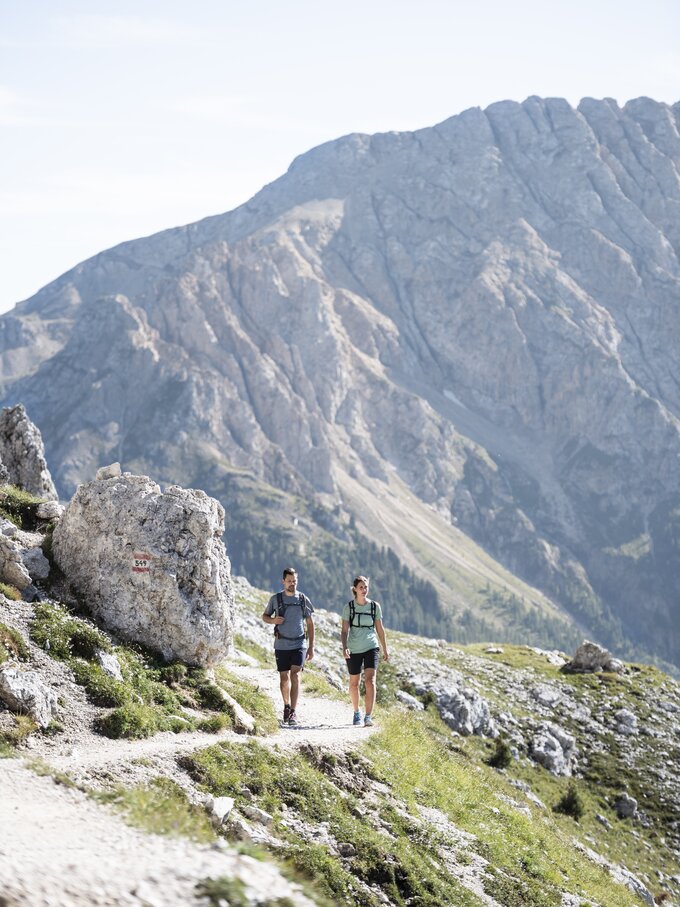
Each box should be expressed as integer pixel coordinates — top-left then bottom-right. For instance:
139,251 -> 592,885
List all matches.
376,619 -> 389,661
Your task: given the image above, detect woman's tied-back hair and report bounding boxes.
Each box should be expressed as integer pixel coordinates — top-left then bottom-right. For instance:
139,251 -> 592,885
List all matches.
352,575 -> 369,596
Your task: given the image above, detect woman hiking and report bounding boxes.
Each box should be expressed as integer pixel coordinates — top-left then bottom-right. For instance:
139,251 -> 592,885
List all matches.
341,575 -> 389,727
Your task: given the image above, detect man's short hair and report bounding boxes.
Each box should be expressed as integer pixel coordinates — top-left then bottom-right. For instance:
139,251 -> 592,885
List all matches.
282,566 -> 298,579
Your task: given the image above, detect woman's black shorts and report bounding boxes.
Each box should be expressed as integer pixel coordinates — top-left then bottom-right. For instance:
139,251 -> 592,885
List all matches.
345,647 -> 380,675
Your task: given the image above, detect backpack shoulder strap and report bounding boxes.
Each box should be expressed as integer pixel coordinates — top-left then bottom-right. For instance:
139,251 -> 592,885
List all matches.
348,600 -> 355,626
370,599 -> 376,622
276,592 -> 284,614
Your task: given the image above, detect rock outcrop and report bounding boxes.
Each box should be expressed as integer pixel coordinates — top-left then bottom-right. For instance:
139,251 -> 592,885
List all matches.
0,405 -> 57,500
0,664 -> 58,728
2,97 -> 680,665
52,470 -> 234,665
564,640 -> 625,674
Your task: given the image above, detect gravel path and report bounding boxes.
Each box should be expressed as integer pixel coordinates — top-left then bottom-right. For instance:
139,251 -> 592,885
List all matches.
0,659 -> 373,906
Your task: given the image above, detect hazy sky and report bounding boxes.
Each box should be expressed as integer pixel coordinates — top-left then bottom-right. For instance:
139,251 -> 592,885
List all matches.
2,0 -> 679,314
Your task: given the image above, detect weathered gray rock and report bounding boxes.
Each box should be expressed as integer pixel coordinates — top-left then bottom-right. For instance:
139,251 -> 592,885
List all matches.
96,462 -> 121,481
614,792 -> 638,819
204,794 -> 235,827
0,664 -> 59,728
0,535 -> 31,589
52,473 -> 234,666
0,405 -> 57,500
95,649 -> 123,681
565,641 -> 625,674
241,804 -> 274,828
531,684 -> 562,708
36,500 -> 64,521
395,690 -> 425,710
530,722 -> 577,776
0,517 -> 17,537
210,684 -> 256,734
614,708 -> 638,735
21,547 -> 50,583
413,681 -> 496,737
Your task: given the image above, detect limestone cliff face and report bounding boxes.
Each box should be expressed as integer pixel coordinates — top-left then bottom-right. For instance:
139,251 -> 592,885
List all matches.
2,96 -> 680,664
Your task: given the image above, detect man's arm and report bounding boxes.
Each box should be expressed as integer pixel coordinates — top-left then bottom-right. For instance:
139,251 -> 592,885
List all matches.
376,619 -> 389,662
262,602 -> 284,626
305,616 -> 315,660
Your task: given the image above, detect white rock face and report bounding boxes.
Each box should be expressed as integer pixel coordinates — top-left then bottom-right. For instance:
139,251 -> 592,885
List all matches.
52,472 -> 234,666
0,665 -> 59,728
0,405 -> 57,500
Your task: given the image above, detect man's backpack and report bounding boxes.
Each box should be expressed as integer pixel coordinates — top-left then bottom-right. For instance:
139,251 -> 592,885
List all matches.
348,599 -> 377,628
274,592 -> 309,640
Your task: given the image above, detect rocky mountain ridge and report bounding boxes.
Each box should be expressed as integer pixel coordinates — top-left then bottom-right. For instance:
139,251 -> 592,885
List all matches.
1,96 -> 680,665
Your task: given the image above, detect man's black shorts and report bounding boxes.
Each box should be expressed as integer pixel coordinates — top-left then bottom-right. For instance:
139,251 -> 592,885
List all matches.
275,648 -> 305,672
345,647 -> 380,675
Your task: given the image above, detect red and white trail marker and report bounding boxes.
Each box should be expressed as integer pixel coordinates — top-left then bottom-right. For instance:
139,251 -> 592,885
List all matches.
132,552 -> 151,573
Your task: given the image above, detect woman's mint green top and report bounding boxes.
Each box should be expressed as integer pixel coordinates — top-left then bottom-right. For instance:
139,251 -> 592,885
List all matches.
342,599 -> 383,654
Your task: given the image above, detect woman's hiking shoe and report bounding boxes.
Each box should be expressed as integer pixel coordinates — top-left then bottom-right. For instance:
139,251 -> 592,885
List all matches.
283,704 -> 291,723
287,709 -> 298,726
364,714 -> 373,727
352,710 -> 362,726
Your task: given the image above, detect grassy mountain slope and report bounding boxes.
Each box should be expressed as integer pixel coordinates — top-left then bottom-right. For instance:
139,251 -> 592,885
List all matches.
2,566 -> 679,906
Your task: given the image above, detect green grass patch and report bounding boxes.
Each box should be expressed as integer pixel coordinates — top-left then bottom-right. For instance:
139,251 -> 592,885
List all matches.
30,601 -> 111,660
0,622 -> 29,662
232,633 -> 270,668
181,739 -> 485,907
94,702 -> 163,739
197,713 -> 232,733
365,711 -> 642,907
214,667 -> 278,734
28,602 -> 208,738
0,485 -> 45,530
300,664 -> 345,700
26,757 -> 78,788
95,777 -> 215,842
0,714 -> 38,747
0,582 -> 22,601
196,876 -> 296,907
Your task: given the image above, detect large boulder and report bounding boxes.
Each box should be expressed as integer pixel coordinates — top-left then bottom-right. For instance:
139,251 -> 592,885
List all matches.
52,471 -> 234,665
563,640 -> 624,674
0,405 -> 58,500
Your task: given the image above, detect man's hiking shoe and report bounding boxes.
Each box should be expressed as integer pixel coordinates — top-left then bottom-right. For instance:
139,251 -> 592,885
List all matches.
287,709 -> 298,726
283,704 -> 291,724
364,714 -> 374,727
352,711 -> 362,726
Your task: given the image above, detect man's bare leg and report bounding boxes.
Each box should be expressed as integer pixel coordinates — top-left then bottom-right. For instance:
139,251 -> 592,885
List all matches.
290,665 -> 302,710
279,670 -> 291,707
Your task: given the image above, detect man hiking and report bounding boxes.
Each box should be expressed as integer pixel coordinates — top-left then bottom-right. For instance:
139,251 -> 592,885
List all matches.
262,567 -> 315,726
